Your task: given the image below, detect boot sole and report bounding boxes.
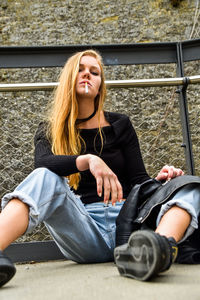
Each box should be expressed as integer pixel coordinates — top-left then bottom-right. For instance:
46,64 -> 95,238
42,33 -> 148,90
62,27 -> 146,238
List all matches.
0,258 -> 16,287
114,230 -> 164,281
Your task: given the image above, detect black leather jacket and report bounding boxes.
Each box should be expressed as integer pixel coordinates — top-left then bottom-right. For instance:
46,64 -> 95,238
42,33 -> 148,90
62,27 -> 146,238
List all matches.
116,175 -> 200,247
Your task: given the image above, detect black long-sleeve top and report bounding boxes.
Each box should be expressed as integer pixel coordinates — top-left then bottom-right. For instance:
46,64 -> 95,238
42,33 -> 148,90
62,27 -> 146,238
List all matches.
34,111 -> 150,204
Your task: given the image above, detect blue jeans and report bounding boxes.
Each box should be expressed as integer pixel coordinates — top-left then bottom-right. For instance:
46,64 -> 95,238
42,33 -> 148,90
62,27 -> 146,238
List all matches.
2,168 -> 200,262
156,183 -> 200,243
1,168 -> 123,263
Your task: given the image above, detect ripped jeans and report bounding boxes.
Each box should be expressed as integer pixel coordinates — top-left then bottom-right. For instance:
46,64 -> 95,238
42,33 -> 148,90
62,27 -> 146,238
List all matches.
2,168 -> 200,263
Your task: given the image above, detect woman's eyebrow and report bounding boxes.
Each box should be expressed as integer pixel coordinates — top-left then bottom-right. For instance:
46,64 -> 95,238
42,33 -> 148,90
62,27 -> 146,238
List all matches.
79,63 -> 100,71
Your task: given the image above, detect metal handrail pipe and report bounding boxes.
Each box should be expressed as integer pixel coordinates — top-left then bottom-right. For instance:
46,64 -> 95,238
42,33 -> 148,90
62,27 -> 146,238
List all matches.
0,75 -> 200,92
107,75 -> 200,87
188,75 -> 200,84
0,82 -> 59,92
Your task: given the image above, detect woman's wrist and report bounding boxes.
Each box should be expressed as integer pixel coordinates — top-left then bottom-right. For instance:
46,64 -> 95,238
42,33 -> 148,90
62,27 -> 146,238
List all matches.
76,154 -> 94,171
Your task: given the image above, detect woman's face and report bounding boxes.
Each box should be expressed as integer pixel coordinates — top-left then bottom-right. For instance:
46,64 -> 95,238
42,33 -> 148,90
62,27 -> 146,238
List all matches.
76,55 -> 102,100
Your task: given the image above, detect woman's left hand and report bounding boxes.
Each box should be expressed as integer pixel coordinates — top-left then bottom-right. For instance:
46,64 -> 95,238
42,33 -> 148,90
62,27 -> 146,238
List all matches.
155,165 -> 184,181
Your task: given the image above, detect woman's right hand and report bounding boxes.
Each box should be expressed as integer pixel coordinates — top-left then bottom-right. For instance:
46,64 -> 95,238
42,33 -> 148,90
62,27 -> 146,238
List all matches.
76,154 -> 123,205
155,165 -> 184,181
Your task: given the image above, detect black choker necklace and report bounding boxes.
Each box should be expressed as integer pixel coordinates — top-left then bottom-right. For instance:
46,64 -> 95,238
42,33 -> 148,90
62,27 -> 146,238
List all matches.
76,108 -> 97,124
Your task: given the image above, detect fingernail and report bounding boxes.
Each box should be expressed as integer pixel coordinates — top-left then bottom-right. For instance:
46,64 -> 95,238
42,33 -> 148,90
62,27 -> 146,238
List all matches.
99,192 -> 102,197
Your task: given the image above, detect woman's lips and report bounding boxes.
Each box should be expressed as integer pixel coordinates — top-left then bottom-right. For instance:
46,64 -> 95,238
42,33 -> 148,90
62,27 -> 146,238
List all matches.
80,81 -> 91,86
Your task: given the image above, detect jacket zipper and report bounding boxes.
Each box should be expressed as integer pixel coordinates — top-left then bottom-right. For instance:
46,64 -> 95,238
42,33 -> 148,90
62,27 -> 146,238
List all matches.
138,189 -> 182,224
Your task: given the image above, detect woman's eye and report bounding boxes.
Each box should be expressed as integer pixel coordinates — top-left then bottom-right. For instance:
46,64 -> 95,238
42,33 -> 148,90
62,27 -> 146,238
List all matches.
91,71 -> 99,76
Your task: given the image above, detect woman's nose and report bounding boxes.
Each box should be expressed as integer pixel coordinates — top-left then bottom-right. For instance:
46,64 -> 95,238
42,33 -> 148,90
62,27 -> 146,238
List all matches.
82,69 -> 90,78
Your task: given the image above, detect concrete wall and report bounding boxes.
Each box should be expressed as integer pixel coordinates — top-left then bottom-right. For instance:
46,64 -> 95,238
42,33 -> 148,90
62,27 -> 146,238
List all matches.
0,0 -> 198,45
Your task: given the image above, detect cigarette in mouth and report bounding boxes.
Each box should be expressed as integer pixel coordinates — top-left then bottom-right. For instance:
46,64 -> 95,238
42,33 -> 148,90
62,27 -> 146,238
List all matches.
85,82 -> 88,93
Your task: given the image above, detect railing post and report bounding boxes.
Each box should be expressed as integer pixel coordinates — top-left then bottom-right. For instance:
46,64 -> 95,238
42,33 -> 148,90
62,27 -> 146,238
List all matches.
176,42 -> 195,175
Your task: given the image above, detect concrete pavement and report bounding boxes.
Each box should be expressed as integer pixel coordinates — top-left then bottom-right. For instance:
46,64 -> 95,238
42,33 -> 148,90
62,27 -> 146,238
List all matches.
1,260 -> 200,300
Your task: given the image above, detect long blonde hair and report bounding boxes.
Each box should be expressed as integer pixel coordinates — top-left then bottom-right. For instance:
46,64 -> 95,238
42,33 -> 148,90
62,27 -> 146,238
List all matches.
47,49 -> 107,189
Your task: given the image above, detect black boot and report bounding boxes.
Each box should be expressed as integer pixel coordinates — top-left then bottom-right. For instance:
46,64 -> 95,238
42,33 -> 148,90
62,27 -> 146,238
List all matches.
114,230 -> 178,281
176,239 -> 200,264
0,251 -> 16,287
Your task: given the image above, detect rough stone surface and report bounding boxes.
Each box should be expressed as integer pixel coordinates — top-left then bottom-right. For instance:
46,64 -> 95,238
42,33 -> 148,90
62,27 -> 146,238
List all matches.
0,0 -> 198,45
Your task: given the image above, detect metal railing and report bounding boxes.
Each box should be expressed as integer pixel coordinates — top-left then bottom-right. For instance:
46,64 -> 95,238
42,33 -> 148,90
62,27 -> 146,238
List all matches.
0,75 -> 200,91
